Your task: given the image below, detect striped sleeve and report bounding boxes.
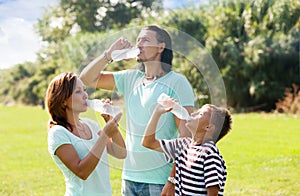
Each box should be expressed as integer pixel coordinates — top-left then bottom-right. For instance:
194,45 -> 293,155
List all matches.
159,137 -> 191,163
159,139 -> 176,163
203,152 -> 226,189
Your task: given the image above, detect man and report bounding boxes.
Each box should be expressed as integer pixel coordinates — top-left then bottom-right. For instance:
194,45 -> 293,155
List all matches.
80,25 -> 194,196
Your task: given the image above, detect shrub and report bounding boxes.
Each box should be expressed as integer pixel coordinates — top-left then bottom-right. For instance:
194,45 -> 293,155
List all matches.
276,84 -> 300,115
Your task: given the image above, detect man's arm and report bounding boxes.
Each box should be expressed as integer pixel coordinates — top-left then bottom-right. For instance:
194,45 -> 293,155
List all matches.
79,37 -> 132,90
80,54 -> 115,90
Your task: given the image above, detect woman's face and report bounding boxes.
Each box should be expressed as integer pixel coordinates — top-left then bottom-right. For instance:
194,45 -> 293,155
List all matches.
65,78 -> 88,114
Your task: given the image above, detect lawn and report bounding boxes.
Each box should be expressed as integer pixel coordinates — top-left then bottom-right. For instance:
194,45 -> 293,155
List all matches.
0,105 -> 299,195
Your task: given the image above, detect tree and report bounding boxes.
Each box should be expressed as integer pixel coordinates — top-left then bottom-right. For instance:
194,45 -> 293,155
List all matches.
203,0 -> 300,111
35,0 -> 162,43
2,0 -> 299,111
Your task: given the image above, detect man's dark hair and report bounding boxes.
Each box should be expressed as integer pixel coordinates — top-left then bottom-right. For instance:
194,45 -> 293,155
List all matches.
138,25 -> 173,73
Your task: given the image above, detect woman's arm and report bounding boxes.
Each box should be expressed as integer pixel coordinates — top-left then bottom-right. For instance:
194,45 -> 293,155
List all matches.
106,128 -> 126,159
55,116 -> 119,180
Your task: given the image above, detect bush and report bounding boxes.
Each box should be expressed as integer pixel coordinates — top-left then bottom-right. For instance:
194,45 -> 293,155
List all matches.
276,84 -> 300,115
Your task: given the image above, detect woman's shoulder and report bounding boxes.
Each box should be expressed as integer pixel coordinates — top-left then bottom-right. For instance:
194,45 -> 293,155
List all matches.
48,124 -> 68,134
48,124 -> 71,141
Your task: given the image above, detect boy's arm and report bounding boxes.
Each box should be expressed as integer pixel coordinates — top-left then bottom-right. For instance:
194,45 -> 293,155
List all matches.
207,186 -> 219,196
143,104 -> 172,152
142,109 -> 163,152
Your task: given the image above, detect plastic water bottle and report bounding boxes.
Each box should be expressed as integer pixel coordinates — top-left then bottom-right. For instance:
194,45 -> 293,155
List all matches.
86,99 -> 122,117
111,48 -> 140,61
157,93 -> 191,120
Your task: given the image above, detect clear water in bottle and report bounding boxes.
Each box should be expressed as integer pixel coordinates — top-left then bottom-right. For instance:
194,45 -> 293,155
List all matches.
157,93 -> 191,120
111,48 -> 140,62
86,99 -> 122,117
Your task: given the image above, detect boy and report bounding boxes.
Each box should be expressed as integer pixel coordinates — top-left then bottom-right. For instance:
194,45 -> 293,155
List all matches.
142,99 -> 232,196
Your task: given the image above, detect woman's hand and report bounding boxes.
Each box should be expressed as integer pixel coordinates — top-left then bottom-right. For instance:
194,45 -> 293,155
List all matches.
102,112 -> 122,138
99,99 -> 113,122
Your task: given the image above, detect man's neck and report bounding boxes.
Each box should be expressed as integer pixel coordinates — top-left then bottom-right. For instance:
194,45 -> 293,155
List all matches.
144,61 -> 164,77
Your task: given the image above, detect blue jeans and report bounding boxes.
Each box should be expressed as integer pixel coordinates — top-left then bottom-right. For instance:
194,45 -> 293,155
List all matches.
122,179 -> 164,196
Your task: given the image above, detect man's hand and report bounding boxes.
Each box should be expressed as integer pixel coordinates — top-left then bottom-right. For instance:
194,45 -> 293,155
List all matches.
107,37 -> 133,59
161,181 -> 175,196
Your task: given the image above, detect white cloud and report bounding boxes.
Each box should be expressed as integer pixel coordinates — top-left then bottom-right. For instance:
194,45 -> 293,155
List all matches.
0,0 -> 57,22
0,0 -> 58,69
0,17 -> 41,69
0,0 -> 204,69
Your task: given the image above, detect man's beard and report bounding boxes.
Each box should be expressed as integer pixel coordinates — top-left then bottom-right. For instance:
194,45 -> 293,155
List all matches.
137,52 -> 160,63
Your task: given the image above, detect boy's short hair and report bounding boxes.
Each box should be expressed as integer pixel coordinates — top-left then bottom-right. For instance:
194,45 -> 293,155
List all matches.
208,104 -> 232,142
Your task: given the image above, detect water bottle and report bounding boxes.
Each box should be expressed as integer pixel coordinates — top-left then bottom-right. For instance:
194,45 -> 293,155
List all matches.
157,93 -> 191,120
86,99 -> 122,117
111,48 -> 140,62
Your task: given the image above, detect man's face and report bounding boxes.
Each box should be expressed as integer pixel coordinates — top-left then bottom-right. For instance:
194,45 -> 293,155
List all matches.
136,29 -> 163,62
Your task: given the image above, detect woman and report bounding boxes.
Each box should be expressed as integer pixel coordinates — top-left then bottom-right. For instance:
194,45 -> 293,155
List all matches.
45,72 -> 126,196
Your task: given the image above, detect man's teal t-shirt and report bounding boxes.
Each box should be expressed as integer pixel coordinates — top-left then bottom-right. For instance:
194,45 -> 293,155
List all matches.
113,69 -> 194,184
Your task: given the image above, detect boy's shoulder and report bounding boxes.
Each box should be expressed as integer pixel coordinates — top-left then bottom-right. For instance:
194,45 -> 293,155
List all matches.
176,137 -> 192,145
193,141 -> 220,156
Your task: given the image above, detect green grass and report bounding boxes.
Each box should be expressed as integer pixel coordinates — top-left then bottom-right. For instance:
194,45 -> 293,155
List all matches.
0,105 -> 299,195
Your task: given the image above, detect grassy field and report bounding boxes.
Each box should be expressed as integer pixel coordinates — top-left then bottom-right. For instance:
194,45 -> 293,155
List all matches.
0,105 -> 299,195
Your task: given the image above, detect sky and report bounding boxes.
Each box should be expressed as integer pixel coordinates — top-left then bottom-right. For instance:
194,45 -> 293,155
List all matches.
0,0 -> 201,69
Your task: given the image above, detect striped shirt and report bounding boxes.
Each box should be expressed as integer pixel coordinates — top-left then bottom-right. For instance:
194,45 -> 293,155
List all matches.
160,138 -> 226,196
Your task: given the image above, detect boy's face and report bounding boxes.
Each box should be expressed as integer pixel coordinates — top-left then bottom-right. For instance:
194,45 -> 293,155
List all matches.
186,104 -> 212,133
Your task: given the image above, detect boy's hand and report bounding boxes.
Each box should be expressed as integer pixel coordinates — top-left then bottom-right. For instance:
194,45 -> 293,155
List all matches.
156,97 -> 177,114
155,103 -> 172,115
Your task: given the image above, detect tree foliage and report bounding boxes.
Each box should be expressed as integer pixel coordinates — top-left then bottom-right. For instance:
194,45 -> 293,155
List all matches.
162,0 -> 300,111
1,0 -> 299,112
36,0 -> 161,43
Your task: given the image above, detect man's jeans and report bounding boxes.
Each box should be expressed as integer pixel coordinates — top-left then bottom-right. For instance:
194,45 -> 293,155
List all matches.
122,179 -> 164,196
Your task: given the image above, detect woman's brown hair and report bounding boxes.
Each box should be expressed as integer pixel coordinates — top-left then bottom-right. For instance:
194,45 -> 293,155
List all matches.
45,72 -> 77,132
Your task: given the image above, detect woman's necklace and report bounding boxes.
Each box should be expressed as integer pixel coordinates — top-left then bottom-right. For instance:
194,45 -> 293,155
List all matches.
142,72 -> 165,86
72,122 -> 91,139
